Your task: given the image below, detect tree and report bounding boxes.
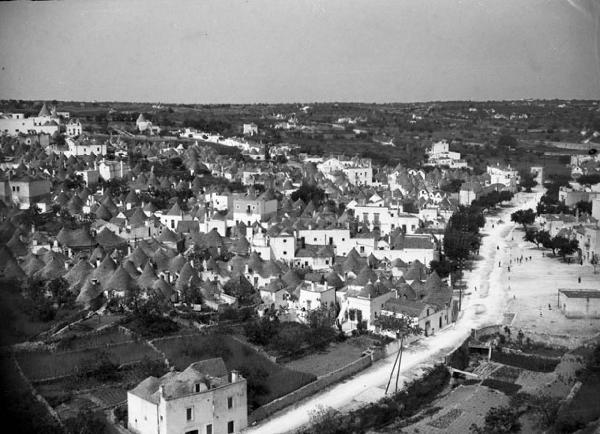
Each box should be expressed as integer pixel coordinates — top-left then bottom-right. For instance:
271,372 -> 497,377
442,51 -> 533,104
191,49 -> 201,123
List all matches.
535,230 -> 552,250
180,284 -> 203,306
510,209 -> 536,228
518,170 -> 537,192
291,183 -> 326,206
551,236 -> 578,260
470,406 -> 522,433
373,314 -> 422,394
440,179 -> 463,193
429,259 -> 454,278
523,227 -> 538,246
574,200 -> 592,215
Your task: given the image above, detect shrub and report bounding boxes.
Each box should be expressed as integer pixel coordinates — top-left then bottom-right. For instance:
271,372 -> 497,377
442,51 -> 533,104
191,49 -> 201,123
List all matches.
470,406 -> 521,433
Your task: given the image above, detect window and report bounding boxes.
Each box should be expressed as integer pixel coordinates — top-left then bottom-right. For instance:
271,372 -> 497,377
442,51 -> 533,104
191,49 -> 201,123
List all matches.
283,239 -> 287,243
206,424 -> 212,434
186,407 -> 193,421
227,396 -> 233,409
360,246 -> 365,253
195,383 -> 201,393
227,421 -> 234,433
283,251 -> 287,255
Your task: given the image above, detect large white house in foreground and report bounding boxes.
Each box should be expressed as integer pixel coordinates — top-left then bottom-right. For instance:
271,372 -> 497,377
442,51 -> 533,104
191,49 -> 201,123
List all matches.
128,358 -> 247,434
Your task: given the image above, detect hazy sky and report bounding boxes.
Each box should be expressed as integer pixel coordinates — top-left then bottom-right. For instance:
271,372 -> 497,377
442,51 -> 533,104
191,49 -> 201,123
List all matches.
0,0 -> 598,103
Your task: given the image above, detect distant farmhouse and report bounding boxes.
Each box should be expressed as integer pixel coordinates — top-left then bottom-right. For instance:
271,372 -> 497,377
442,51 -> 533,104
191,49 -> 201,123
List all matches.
425,140 -> 469,169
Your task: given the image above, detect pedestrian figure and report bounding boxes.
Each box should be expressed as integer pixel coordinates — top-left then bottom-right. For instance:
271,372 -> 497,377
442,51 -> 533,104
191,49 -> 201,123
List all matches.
497,245 -> 499,250
548,304 -> 551,310
578,276 -> 581,283
529,256 -> 532,261
542,252 -> 545,257
508,266 -> 511,272
499,261 -> 501,267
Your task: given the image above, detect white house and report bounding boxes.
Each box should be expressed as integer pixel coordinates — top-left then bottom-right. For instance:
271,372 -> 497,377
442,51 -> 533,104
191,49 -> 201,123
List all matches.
317,157 -> 373,186
487,163 -> 519,192
338,283 -> 395,331
98,160 -> 130,180
66,118 -> 83,137
296,281 -> 336,311
128,358 -> 247,434
0,104 -> 60,136
65,137 -> 108,156
232,194 -> 277,226
558,289 -> 600,318
425,140 -> 469,169
242,123 -> 258,136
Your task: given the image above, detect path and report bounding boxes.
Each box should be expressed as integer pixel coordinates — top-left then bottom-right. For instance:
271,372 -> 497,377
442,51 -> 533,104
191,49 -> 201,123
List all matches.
245,192 -> 542,434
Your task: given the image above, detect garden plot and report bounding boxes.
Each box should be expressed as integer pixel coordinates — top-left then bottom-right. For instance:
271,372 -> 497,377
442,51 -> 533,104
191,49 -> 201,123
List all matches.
283,336 -> 376,377
16,340 -> 162,382
402,385 -> 510,434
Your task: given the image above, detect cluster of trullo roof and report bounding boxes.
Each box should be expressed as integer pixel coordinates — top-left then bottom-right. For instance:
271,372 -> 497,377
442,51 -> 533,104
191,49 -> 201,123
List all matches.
0,212 -> 450,310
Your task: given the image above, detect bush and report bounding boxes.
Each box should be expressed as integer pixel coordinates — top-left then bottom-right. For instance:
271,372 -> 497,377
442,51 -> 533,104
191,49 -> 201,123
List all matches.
470,406 -> 521,433
64,408 -> 106,434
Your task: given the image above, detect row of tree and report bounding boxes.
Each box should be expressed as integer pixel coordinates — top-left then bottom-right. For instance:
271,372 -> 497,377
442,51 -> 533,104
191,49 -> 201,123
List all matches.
523,228 -> 579,260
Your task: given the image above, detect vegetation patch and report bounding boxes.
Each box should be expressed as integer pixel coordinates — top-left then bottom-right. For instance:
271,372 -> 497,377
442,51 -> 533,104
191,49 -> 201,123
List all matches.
481,379 -> 522,396
428,408 -> 463,429
153,333 -> 316,410
16,341 -> 161,382
302,364 -> 450,433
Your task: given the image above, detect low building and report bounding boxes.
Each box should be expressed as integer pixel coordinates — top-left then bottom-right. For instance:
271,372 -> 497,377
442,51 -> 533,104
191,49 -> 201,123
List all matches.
558,289 -> 600,318
128,358 -> 247,434
242,123 -> 258,136
65,136 -> 108,156
486,163 -> 518,192
425,140 -> 469,169
98,160 -> 130,180
66,118 -> 83,137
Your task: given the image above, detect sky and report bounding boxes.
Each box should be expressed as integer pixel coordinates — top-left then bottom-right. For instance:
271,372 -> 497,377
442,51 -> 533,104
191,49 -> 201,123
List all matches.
0,0 -> 598,104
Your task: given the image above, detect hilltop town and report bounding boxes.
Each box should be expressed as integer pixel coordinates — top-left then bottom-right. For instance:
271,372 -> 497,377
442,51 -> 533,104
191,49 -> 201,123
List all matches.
1,99 -> 600,434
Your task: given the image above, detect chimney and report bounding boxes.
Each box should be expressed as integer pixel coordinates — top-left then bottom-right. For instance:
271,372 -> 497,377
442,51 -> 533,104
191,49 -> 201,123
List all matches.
159,385 -> 165,398
230,370 -> 240,383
